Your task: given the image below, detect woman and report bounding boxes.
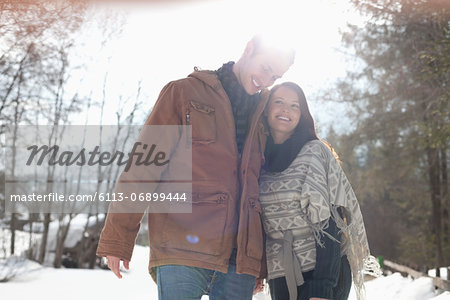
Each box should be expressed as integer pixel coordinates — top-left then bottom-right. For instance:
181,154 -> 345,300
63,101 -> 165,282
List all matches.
258,82 -> 379,300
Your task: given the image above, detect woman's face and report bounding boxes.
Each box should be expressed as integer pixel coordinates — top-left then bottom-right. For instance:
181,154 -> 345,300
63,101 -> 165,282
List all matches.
266,86 -> 301,144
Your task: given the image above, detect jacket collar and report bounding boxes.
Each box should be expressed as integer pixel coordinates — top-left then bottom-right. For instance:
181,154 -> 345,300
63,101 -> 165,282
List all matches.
188,68 -> 223,92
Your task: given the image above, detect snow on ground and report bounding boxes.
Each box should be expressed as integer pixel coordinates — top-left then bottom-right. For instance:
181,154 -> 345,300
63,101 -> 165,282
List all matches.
0,245 -> 154,299
353,272 -> 450,300
1,245 -> 449,300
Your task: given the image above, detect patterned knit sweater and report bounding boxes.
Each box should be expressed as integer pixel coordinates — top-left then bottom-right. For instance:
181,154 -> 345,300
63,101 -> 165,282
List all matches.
259,140 -> 377,300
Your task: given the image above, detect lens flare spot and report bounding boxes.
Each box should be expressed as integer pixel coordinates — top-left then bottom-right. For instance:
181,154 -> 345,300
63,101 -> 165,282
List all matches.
186,235 -> 199,244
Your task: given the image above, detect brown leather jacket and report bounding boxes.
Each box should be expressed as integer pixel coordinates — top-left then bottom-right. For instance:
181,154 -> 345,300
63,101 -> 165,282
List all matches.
96,69 -> 269,280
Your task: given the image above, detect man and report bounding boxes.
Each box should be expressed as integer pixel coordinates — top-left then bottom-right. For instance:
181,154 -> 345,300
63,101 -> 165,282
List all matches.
97,35 -> 295,299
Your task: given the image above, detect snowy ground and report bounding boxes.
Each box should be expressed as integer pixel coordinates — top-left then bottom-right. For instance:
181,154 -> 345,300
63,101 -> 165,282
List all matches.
1,245 -> 449,300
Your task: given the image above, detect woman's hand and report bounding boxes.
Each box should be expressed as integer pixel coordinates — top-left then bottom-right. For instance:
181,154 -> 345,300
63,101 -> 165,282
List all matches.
253,279 -> 265,294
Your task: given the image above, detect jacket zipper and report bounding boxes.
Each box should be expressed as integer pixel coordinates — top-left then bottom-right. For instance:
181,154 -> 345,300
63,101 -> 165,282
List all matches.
186,113 -> 191,148
192,193 -> 226,205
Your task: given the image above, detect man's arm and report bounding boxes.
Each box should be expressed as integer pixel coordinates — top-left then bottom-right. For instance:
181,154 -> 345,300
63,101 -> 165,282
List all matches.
96,81 -> 185,275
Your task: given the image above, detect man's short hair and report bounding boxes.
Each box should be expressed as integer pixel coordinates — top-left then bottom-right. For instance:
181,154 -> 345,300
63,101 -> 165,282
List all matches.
250,34 -> 296,66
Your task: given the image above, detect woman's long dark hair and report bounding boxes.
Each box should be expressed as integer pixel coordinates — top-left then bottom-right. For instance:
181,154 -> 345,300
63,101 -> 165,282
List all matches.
263,82 -> 320,172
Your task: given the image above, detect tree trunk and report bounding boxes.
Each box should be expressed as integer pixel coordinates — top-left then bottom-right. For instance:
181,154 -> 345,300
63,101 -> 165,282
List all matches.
10,213 -> 16,255
9,101 -> 21,256
38,213 -> 51,264
426,146 -> 444,277
441,148 -> 448,244
441,147 -> 449,279
27,217 -> 34,260
53,218 -> 72,268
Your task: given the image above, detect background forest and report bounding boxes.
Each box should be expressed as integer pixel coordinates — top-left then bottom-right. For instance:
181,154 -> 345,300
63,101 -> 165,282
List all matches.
0,0 -> 449,282
323,0 -> 449,275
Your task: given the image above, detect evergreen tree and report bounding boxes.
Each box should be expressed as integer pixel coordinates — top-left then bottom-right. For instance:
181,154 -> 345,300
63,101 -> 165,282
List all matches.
331,0 -> 449,271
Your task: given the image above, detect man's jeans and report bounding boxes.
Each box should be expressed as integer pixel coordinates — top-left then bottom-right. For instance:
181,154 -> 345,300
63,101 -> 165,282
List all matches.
156,250 -> 256,300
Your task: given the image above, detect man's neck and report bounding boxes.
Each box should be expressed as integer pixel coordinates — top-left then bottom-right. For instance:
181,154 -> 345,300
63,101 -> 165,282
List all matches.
231,61 -> 243,88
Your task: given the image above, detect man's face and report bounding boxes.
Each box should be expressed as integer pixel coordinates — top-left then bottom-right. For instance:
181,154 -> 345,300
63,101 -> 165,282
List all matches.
236,46 -> 292,95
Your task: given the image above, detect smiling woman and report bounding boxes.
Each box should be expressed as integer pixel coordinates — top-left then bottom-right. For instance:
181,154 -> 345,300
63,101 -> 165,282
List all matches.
260,81 -> 381,300
265,85 -> 302,144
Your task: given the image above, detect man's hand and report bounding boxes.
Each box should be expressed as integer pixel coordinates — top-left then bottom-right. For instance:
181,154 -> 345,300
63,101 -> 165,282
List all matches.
106,255 -> 129,279
253,279 -> 265,294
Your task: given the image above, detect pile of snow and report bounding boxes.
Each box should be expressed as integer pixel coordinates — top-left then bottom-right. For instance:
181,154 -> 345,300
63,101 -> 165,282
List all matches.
354,273 -> 450,300
1,214 -> 106,267
1,214 -> 103,257
0,227 -> 41,259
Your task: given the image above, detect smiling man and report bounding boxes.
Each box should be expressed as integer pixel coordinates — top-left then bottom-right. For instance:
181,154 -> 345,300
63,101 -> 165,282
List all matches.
97,35 -> 295,300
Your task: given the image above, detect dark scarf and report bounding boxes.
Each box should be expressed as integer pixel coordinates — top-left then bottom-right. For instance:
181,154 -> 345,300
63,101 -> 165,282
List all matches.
216,62 -> 259,155
263,130 -> 317,172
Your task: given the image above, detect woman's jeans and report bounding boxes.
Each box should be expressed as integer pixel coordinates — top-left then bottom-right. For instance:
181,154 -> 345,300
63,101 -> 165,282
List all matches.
156,249 -> 256,300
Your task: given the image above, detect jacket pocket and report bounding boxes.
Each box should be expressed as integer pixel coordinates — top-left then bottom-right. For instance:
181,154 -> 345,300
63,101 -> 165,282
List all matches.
161,192 -> 228,255
245,197 -> 264,260
187,100 -> 216,143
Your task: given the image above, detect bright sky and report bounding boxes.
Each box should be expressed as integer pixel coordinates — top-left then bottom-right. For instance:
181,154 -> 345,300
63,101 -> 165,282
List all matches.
72,0 -> 364,133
